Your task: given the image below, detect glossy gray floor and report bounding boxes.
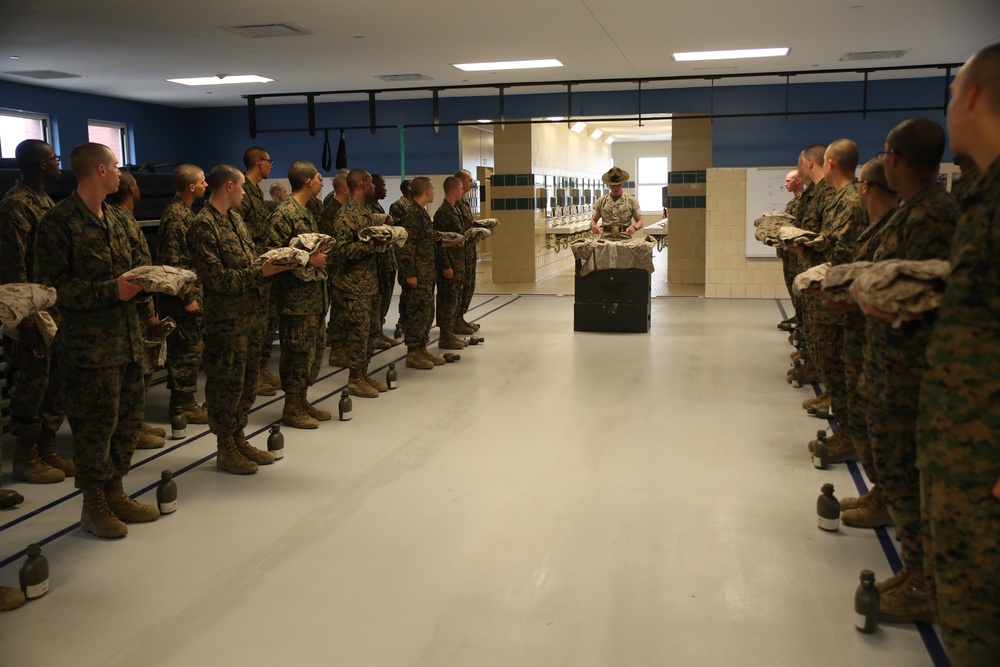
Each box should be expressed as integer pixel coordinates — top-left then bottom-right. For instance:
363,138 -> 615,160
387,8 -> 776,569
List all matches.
0,296 -> 941,666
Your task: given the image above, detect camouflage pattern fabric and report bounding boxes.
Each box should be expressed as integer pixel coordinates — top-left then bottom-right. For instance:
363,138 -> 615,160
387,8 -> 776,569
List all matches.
187,202 -> 267,434
306,195 -> 324,221
797,179 -> 836,381
370,201 -> 398,327
331,199 -> 380,367
343,293 -> 381,369
319,197 -> 346,344
237,178 -> 271,255
457,198 -> 478,317
949,166 -> 981,213
0,181 -> 54,284
593,193 -> 640,227
397,200 -> 437,347
917,156 -> 1000,664
279,314 -> 325,392
864,184 -> 958,576
434,200 -> 466,329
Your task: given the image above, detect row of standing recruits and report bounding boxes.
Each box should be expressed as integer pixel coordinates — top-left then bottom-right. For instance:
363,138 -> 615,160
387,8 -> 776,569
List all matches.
777,43 -> 999,667
0,141 -> 486,610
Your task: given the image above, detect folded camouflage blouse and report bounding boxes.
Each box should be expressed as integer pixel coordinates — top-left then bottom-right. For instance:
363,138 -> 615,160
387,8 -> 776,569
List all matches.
463,227 -> 492,245
777,226 -> 828,250
571,236 -> 656,276
126,265 -> 198,297
853,259 -> 951,327
0,283 -> 59,353
753,211 -> 795,246
434,230 -> 465,246
473,218 -> 500,230
358,225 -> 408,249
792,262 -> 831,295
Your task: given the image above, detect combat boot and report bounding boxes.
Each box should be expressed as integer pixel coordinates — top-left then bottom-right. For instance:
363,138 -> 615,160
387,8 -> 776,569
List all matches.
328,344 -> 348,367
406,347 -> 434,370
0,586 -> 25,612
362,367 -> 388,393
438,329 -> 467,350
348,369 -> 379,398
376,332 -> 402,349
282,393 -> 320,429
36,428 -> 75,476
875,565 -> 910,594
169,392 -> 209,424
420,346 -> 446,366
104,476 -> 159,523
13,435 -> 65,484
802,390 -> 830,411
80,483 -> 128,538
301,392 -> 333,421
842,487 -> 894,528
256,375 -> 277,396
136,424 -> 166,450
143,424 -> 167,438
234,429 -> 276,465
826,432 -> 857,463
807,394 -> 832,415
260,366 -> 282,391
458,315 -> 480,332
216,433 -> 258,475
840,486 -> 877,511
878,569 -> 936,623
454,319 -> 477,335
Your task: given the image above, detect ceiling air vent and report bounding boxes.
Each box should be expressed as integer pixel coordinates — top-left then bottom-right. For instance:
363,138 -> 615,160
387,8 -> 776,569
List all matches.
375,73 -> 433,82
839,50 -> 910,62
5,70 -> 83,80
224,23 -> 308,38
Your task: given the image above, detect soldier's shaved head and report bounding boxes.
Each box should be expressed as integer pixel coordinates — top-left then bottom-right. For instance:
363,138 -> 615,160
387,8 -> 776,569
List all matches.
172,164 -> 204,192
242,147 -> 269,170
443,176 -> 461,194
955,42 -> 1000,112
410,176 -> 433,198
825,139 -> 859,175
288,160 -> 319,191
801,144 -> 827,165
107,170 -> 136,206
207,164 -> 244,191
14,139 -> 52,170
886,118 -> 945,179
332,174 -> 348,194
859,158 -> 895,195
69,142 -> 116,180
346,168 -> 370,193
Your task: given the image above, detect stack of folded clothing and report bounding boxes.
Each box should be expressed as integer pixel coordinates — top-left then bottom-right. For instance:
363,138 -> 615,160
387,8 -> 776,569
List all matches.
778,226 -> 828,250
358,225 -> 407,249
0,283 -> 58,355
852,259 -> 951,327
126,265 -> 198,297
287,233 -> 337,281
473,218 -> 500,230
792,262 -> 831,296
570,236 -> 656,276
754,211 -> 795,246
463,227 -> 492,245
820,261 -> 874,303
434,230 -> 465,246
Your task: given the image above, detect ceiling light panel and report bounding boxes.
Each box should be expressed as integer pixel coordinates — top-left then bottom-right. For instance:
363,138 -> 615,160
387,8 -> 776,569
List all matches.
672,48 -> 789,62
168,75 -> 273,86
453,59 -> 563,72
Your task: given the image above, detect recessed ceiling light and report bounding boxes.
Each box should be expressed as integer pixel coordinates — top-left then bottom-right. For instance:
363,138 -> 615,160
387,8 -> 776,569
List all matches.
9,56 -> 20,60
168,75 -> 273,86
590,129 -> 603,139
453,59 -> 563,72
672,48 -> 789,62
477,119 -> 492,124
570,121 -> 587,134
604,136 -> 615,144
546,116 -> 564,122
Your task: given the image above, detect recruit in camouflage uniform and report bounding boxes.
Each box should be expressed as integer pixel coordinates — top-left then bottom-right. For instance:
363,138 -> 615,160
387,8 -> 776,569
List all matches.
778,190 -> 803,316
35,149 -> 158,539
433,195 -> 467,347
318,196 -> 346,363
369,198 -> 399,342
330,183 -> 385,396
388,192 -> 411,327
863,162 -> 958,622
455,184 -> 480,334
157,193 -> 206,420
917,45 -> 1000,660
949,165 -> 981,213
795,176 -> 835,379
267,190 -> 332,427
188,179 -> 277,474
396,183 -> 440,370
0,176 -> 71,483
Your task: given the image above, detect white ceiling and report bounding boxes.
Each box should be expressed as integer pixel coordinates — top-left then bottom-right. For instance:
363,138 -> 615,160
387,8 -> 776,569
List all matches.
1,0 -> 997,143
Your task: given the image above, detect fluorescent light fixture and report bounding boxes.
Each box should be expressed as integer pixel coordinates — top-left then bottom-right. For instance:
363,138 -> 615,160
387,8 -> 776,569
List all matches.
604,136 -> 615,144
546,116 -> 564,122
168,74 -> 273,86
672,47 -> 789,62
590,129 -> 603,139
570,121 -> 587,134
453,59 -> 563,72
477,119 -> 492,124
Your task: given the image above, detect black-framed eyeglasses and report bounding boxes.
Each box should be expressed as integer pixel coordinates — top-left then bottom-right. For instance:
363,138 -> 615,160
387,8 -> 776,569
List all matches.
875,149 -> 902,161
41,155 -> 61,164
861,179 -> 896,195
258,158 -> 274,166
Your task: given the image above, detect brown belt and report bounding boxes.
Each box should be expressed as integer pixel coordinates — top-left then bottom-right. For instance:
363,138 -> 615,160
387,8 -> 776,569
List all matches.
604,225 -> 627,233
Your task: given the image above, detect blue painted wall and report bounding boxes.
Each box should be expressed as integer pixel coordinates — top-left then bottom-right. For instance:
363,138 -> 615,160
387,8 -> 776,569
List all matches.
1,74 -> 951,174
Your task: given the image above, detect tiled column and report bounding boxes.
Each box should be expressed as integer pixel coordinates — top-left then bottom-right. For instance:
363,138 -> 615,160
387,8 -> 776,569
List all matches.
667,118 -> 711,284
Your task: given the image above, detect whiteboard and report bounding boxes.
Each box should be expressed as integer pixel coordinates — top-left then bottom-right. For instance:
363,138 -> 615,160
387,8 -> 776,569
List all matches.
745,167 -> 794,258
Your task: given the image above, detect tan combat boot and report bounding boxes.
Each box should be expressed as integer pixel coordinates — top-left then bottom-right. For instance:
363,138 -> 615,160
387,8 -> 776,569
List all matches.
438,329 -> 467,350
840,486 -> 876,511
878,568 -> 936,623
802,389 -> 831,411
282,394 -> 320,429
301,392 -> 333,421
328,344 -> 348,367
406,347 -> 434,370
13,434 -> 65,484
216,433 -> 258,475
143,424 -> 167,438
104,476 -> 159,523
0,586 -> 26,612
420,346 -> 446,366
80,483 -> 128,538
376,332 -> 402,349
875,565 -> 910,594
842,486 -> 894,528
170,392 -> 209,424
362,367 -> 388,393
348,369 -> 379,398
256,375 -> 277,396
234,429 -> 276,465
826,431 -> 857,463
454,319 -> 477,335
136,424 -> 166,450
260,366 -> 282,391
36,428 -> 75,477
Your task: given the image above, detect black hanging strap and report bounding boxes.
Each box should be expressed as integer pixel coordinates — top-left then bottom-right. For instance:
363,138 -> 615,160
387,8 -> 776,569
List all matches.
336,130 -> 348,170
321,128 -> 332,172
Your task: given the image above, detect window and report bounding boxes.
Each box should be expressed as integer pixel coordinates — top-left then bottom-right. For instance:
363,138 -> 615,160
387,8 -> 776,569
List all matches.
0,110 -> 50,158
88,121 -> 130,166
636,156 -> 670,212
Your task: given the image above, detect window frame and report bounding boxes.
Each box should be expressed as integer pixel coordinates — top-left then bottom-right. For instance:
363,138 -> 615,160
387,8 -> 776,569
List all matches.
87,120 -> 131,167
635,155 -> 670,213
0,109 -> 52,159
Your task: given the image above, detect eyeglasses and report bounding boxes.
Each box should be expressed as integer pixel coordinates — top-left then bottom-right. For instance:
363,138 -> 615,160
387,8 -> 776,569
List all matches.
258,158 -> 274,166
875,149 -> 902,161
861,180 -> 896,195
41,155 -> 60,164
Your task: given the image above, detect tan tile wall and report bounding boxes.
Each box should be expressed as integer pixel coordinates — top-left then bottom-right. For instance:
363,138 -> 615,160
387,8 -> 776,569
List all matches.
667,117 -> 711,284
705,168 -> 786,299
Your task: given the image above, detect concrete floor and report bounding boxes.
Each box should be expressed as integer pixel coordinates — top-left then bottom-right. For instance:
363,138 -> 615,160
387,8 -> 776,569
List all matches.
0,296 -> 944,666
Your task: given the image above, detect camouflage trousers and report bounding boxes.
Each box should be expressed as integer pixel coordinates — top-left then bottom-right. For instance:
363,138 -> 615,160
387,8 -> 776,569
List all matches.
278,313 -> 326,392
327,285 -> 347,347
435,262 -> 466,329
842,313 -> 876,482
6,338 -> 65,438
868,362 -> 924,571
458,246 -> 477,317
343,292 -> 380,370
204,310 -> 264,435
62,361 -> 145,489
260,288 -> 279,368
778,249 -> 798,305
921,473 -> 1000,667
379,268 -> 396,327
810,316 -> 851,443
401,284 -> 434,349
160,303 -> 203,395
